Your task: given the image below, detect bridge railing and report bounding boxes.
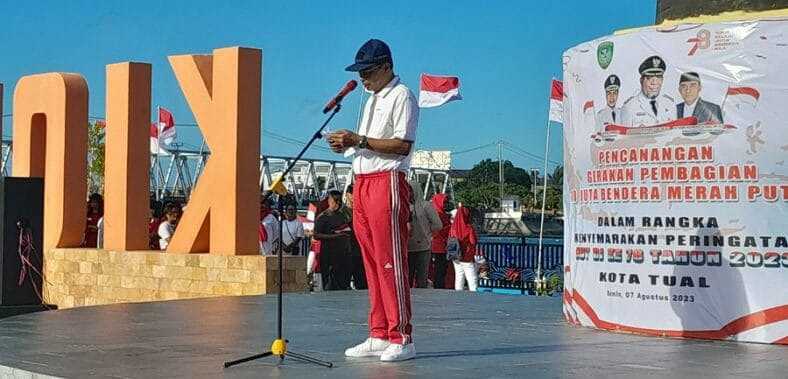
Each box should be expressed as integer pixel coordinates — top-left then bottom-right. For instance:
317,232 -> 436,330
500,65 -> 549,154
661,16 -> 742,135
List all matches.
0,140 -> 453,202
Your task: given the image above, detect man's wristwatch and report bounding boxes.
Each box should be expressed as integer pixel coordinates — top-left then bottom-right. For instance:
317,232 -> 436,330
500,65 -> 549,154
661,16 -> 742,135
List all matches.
357,135 -> 369,149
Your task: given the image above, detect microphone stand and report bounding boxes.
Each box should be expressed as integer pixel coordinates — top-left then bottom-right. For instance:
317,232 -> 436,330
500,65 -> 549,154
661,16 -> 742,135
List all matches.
223,105 -> 343,370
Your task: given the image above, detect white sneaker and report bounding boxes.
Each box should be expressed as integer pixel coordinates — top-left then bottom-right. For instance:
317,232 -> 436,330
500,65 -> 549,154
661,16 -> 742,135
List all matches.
344,337 -> 390,357
380,343 -> 416,362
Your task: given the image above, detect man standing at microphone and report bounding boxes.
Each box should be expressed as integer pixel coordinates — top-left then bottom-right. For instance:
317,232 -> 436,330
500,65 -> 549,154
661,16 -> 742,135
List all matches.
328,39 -> 419,362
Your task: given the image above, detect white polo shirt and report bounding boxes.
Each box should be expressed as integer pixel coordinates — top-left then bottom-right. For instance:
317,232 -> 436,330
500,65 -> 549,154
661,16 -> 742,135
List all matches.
352,76 -> 419,174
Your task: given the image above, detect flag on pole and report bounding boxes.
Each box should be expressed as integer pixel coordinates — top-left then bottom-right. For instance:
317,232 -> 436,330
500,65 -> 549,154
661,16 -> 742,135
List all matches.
549,79 -> 564,123
418,74 -> 462,108
150,107 -> 176,154
157,107 -> 176,144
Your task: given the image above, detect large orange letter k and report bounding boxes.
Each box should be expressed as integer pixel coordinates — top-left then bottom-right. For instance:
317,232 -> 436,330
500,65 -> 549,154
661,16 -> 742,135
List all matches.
166,47 -> 262,255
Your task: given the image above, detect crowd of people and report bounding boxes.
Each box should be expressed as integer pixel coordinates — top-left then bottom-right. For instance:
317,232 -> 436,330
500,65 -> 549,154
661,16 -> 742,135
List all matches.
293,181 -> 480,292
80,194 -> 185,251
80,184 -> 482,292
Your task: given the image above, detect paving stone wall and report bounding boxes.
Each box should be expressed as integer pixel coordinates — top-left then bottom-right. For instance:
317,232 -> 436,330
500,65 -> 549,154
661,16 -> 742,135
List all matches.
42,249 -> 307,309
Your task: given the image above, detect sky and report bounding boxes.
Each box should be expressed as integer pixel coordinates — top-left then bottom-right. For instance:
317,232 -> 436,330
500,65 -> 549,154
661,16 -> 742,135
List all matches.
0,0 -> 656,170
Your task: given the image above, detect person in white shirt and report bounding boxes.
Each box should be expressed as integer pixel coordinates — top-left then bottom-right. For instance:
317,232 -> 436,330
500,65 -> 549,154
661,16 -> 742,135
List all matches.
620,55 -> 677,127
596,74 -> 621,128
281,204 -> 305,255
328,39 -> 419,363
158,206 -> 180,250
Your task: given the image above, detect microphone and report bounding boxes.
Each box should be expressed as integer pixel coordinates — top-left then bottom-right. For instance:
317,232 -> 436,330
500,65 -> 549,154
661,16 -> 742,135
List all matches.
322,80 -> 358,114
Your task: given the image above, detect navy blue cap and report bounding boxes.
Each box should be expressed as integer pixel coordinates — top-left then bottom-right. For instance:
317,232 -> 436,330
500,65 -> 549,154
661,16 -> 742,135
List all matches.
345,39 -> 392,72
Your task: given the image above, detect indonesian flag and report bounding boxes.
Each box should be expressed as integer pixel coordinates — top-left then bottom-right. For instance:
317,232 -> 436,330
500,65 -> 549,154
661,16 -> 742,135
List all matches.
150,107 -> 176,154
722,86 -> 760,127
303,201 -> 320,233
724,86 -> 760,109
418,74 -> 462,108
549,79 -> 564,123
583,100 -> 594,113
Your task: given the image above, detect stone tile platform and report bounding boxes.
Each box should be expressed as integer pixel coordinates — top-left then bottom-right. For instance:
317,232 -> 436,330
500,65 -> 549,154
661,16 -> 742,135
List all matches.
0,290 -> 785,378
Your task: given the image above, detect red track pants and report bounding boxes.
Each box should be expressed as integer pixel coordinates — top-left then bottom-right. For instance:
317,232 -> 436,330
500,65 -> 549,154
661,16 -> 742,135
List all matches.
352,170 -> 412,345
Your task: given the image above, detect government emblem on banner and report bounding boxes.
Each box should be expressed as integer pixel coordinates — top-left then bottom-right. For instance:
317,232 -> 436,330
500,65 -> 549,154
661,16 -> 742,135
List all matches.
597,41 -> 614,69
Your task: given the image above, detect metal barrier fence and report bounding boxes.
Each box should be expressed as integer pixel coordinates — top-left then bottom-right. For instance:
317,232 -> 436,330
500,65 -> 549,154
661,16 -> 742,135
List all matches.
477,239 -> 564,293
294,237 -> 564,292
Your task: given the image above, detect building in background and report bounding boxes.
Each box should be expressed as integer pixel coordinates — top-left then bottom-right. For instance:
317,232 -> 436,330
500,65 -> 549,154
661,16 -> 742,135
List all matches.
412,150 -> 451,170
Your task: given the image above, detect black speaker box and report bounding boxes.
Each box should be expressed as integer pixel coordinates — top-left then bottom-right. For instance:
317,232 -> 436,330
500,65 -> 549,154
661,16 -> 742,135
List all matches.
0,177 -> 45,306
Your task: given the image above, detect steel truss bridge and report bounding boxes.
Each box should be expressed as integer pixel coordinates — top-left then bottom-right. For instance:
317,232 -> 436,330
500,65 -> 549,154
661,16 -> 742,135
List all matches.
0,141 -> 453,204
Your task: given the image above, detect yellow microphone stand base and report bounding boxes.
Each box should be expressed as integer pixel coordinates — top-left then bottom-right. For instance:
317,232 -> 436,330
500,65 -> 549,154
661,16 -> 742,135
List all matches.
223,198 -> 333,369
224,338 -> 333,368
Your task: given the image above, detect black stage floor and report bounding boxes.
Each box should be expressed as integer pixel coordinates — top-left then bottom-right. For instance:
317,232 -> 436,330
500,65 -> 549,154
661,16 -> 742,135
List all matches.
0,290 -> 786,378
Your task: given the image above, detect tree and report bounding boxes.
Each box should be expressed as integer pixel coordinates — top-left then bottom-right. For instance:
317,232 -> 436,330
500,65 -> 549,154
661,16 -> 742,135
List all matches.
455,182 -> 499,209
453,160 -> 564,213
454,159 -> 534,210
547,165 -> 563,188
535,165 -> 563,214
542,187 -> 563,214
87,121 -> 105,195
463,159 -> 533,188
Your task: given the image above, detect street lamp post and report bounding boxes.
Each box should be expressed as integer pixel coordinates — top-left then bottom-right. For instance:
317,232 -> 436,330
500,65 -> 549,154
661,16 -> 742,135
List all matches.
498,140 -> 504,211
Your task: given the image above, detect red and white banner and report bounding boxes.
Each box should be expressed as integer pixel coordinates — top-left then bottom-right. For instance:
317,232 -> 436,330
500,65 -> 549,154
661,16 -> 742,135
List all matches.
562,20 -> 787,345
549,79 -> 564,123
418,74 -> 462,108
150,107 -> 176,154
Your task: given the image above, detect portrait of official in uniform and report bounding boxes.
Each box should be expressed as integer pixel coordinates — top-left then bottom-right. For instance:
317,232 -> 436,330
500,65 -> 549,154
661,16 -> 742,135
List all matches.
596,74 -> 621,127
620,55 -> 677,127
676,72 -> 723,124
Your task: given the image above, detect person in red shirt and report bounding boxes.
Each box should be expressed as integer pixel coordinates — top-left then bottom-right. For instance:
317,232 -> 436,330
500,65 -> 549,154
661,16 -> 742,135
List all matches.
449,206 -> 479,292
258,195 -> 281,255
83,193 -> 103,248
148,201 -> 163,250
430,194 -> 452,289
